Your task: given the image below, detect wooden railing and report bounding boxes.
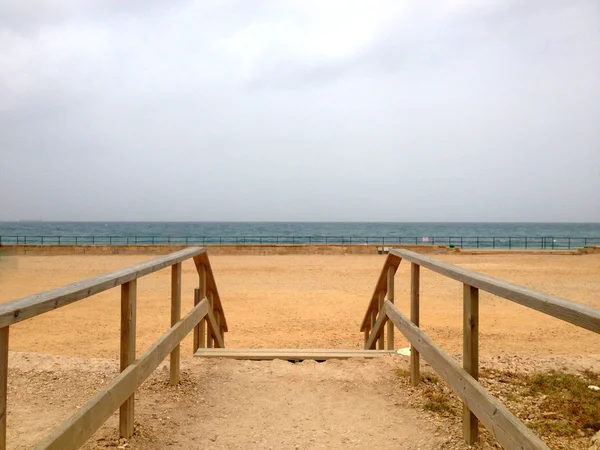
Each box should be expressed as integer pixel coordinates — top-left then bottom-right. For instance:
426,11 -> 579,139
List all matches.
0,247 -> 226,450
362,249 -> 600,450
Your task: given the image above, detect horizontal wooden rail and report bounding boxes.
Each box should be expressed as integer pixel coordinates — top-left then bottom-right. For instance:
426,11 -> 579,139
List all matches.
384,301 -> 549,450
35,298 -> 210,450
390,249 -> 600,333
0,247 -> 205,328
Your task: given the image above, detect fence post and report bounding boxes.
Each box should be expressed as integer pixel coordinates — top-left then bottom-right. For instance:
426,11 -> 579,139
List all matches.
411,263 -> 420,386
194,265 -> 206,353
377,290 -> 385,349
463,284 -> 479,445
120,280 -> 137,438
386,266 -> 395,350
169,263 -> 182,385
207,290 -> 214,348
0,326 -> 9,450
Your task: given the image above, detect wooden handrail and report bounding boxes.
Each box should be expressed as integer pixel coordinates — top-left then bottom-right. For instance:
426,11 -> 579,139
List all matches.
359,251 -> 401,332
390,249 -> 600,333
384,301 -> 549,450
36,298 -> 210,450
0,247 -> 227,450
0,247 -> 205,328
362,248 -> 600,447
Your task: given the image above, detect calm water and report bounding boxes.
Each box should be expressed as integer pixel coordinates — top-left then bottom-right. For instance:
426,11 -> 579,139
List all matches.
1,222 -> 599,249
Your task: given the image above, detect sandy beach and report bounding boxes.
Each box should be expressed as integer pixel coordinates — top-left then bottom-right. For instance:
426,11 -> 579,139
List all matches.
1,252 -> 599,359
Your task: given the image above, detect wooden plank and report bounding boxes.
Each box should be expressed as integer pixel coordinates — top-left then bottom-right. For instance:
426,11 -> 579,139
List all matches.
0,327 -> 8,450
195,348 -> 395,360
206,290 -> 214,349
206,308 -> 224,349
193,252 -> 228,332
36,299 -> 209,450
119,280 -> 136,438
463,284 -> 479,444
365,307 -> 388,350
194,264 -> 207,353
169,262 -> 181,385
384,302 -> 549,450
360,252 -> 402,331
0,247 -> 205,328
386,265 -> 395,350
377,290 -> 385,350
390,249 -> 600,334
410,263 -> 420,386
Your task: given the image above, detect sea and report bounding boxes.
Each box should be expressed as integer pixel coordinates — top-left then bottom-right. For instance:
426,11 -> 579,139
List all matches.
1,222 -> 599,249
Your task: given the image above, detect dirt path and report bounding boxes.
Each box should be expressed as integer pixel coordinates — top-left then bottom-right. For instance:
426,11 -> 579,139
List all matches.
8,352 -> 453,450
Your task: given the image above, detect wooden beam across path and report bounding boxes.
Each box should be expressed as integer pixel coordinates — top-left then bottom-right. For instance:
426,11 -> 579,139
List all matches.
35,298 -> 210,450
0,247 -> 205,328
384,301 -> 549,450
195,348 -> 395,361
390,249 -> 600,334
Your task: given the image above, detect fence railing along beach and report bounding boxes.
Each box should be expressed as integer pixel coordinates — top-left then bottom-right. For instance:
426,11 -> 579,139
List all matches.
1,235 -> 599,249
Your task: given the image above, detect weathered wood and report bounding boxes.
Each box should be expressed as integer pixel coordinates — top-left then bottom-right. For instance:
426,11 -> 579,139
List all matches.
390,249 -> 600,334
195,348 -> 395,360
193,252 -> 228,331
194,264 -> 207,353
386,265 -> 395,350
36,299 -> 209,450
377,290 -> 385,350
119,280 -> 136,438
363,325 -> 370,346
360,252 -> 402,331
169,262 -> 181,385
0,247 -> 205,328
206,308 -> 224,349
384,302 -> 549,450
0,327 -> 8,450
463,284 -> 479,444
365,307 -> 388,350
206,290 -> 214,349
410,263 -> 420,386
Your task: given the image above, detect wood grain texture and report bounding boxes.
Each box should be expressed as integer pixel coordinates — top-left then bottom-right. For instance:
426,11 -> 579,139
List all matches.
463,284 -> 479,444
377,290 -> 385,350
0,327 -> 8,450
390,249 -> 600,334
360,252 -> 401,331
365,308 -> 388,350
119,280 -> 136,438
193,252 -> 228,332
410,263 -> 420,386
386,265 -> 395,350
385,301 -> 549,450
35,299 -> 210,450
169,262 -> 181,386
0,247 -> 205,328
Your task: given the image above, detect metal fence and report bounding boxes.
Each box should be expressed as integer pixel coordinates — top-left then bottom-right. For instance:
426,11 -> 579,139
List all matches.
1,235 -> 599,249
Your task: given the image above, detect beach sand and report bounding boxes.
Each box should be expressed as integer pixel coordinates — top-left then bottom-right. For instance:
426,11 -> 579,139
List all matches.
1,252 -> 599,359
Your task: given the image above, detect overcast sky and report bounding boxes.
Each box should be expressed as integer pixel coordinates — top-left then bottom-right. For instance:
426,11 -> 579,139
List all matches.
1,1 -> 599,222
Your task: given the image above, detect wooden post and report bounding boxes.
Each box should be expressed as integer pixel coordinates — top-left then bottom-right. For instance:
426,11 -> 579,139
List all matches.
215,310 -> 222,348
194,265 -> 206,353
120,280 -> 136,438
363,325 -> 370,347
207,290 -> 214,349
169,263 -> 181,385
411,263 -> 420,386
377,290 -> 385,350
463,284 -> 479,445
386,266 -> 395,350
0,327 -> 8,450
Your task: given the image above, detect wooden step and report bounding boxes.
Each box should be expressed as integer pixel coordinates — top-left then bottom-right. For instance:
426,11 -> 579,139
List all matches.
194,348 -> 396,361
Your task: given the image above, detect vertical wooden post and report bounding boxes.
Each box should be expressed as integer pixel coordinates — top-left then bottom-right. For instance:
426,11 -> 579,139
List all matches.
207,290 -> 214,349
0,327 -> 9,450
363,326 -> 370,347
411,263 -> 420,386
194,265 -> 206,353
463,284 -> 479,445
386,266 -> 395,350
377,290 -> 385,350
120,280 -> 136,438
215,310 -> 222,348
169,263 -> 181,385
